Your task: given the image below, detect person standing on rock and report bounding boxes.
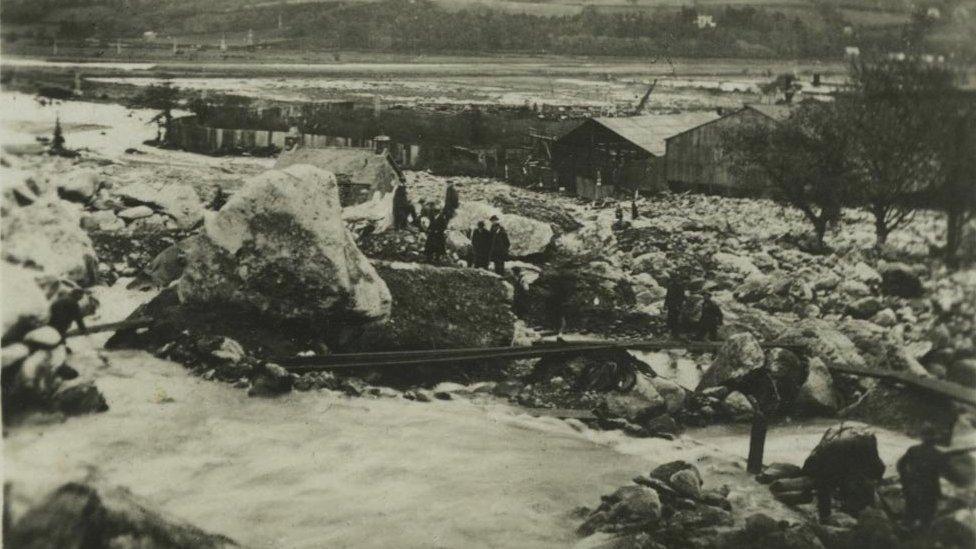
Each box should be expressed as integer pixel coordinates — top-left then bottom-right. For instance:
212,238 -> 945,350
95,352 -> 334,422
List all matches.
631,200 -> 639,220
471,221 -> 492,269
425,211 -> 448,263
697,292 -> 723,341
489,215 -> 511,275
392,185 -> 410,230
444,181 -> 460,221
664,277 -> 686,338
50,289 -> 91,341
546,268 -> 577,335
898,425 -> 945,530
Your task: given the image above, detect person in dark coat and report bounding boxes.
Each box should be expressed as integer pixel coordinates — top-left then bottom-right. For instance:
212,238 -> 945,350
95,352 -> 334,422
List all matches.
471,221 -> 492,269
49,289 -> 90,339
546,268 -> 577,335
804,427 -> 886,521
511,266 -> 530,318
898,425 -> 945,530
425,211 -> 448,262
631,200 -> 639,220
392,185 -> 410,230
488,215 -> 510,275
697,292 -> 723,341
615,205 -> 624,222
664,278 -> 686,338
444,181 -> 460,221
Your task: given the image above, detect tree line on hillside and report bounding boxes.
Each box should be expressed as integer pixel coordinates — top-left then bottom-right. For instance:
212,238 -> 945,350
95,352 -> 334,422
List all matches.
4,0 -> 964,60
722,57 -> 976,267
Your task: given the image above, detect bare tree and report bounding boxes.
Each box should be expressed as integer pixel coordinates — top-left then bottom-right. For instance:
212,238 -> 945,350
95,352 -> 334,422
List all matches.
838,58 -> 954,247
932,91 -> 976,267
129,80 -> 180,145
723,102 -> 854,247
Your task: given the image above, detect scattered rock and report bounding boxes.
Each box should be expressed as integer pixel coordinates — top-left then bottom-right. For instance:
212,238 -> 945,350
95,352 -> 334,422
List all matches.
115,182 -> 205,230
53,380 -> 109,415
879,263 -> 924,298
650,461 -> 701,486
794,357 -> 839,416
118,205 -> 155,221
669,469 -> 703,500
247,363 -> 293,398
23,327 -> 62,349
846,297 -> 883,320
2,342 -> 31,368
723,391 -> 754,418
55,169 -> 99,203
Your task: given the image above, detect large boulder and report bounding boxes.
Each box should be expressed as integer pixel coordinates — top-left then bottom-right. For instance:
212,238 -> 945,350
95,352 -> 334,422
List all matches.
178,165 -> 392,324
774,319 -> 866,370
7,482 -> 237,548
114,182 -> 204,229
345,262 -> 515,352
840,383 -> 957,440
2,199 -> 98,286
697,332 -> 765,391
1,263 -> 49,342
447,201 -> 553,257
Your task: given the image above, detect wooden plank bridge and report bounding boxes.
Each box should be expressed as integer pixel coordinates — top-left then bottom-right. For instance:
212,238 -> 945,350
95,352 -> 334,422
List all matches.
69,319 -> 976,407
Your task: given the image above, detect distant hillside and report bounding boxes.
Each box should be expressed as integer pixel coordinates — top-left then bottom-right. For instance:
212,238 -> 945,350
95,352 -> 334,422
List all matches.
3,0 -> 972,60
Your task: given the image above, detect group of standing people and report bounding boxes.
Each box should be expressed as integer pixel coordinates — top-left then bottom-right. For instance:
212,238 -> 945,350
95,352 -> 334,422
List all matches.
663,276 -> 724,340
470,217 -> 510,274
391,181 -> 511,272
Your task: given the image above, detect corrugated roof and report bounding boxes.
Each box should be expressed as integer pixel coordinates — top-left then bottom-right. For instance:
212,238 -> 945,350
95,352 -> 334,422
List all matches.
592,112 -> 722,156
746,103 -> 795,121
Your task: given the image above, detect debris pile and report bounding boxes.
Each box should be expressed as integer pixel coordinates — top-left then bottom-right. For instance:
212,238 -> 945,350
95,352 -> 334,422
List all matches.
6,482 -> 237,548
577,460 -> 738,547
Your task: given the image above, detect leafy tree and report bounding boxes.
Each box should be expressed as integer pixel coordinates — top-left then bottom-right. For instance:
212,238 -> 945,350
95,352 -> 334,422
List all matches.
838,58 -> 955,247
723,102 -> 854,246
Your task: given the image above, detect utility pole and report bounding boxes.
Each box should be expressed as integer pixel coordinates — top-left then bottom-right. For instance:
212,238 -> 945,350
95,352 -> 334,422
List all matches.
172,37 -> 178,55
116,38 -> 122,55
220,35 -> 227,52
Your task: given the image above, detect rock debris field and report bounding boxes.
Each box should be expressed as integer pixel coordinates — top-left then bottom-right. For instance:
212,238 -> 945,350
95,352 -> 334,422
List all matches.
2,91 -> 975,548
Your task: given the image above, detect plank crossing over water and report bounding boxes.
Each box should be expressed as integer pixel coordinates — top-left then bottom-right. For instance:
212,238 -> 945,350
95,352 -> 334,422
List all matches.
75,319 -> 974,407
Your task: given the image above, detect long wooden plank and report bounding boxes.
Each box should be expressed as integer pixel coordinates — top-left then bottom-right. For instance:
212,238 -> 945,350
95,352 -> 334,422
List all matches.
65,317 -> 154,338
828,363 -> 976,407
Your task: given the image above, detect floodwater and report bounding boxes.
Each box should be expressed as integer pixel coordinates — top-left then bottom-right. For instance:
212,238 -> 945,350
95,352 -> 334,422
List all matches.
5,281 -> 916,549
4,342 -> 916,548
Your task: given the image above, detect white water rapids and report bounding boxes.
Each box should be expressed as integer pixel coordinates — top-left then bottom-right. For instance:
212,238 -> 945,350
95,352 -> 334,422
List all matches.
4,336 -> 916,548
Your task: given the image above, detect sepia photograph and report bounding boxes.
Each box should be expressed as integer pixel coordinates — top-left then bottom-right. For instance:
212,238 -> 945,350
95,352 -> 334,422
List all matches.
0,0 -> 974,547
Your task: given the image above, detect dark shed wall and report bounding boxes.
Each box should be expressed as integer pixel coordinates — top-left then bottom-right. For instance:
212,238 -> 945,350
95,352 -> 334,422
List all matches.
553,120 -> 660,199
665,109 -> 773,193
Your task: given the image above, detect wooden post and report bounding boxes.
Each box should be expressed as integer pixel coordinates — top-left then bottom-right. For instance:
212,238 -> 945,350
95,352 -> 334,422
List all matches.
747,399 -> 767,474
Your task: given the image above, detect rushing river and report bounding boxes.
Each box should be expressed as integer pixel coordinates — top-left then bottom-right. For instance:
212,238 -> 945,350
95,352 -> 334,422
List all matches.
4,287 -> 918,549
